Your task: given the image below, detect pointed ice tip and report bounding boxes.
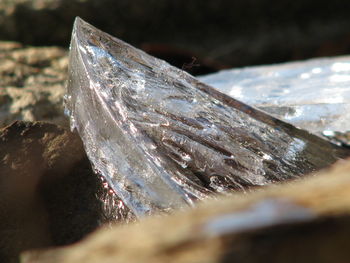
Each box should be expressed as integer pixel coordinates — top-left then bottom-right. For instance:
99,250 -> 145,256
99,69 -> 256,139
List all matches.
73,16 -> 85,28
72,16 -> 83,35
71,17 -> 98,45
69,17 -> 83,50
72,17 -> 93,38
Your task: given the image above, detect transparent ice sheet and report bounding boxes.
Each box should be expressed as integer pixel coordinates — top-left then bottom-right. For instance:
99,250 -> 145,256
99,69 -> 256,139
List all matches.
199,57 -> 350,133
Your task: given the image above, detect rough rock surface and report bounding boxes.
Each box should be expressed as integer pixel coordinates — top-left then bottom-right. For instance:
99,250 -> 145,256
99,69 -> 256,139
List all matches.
22,159 -> 350,263
0,42 -> 67,128
0,121 -> 129,263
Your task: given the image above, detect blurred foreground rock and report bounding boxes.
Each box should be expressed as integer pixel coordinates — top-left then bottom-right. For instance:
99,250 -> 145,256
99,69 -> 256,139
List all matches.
22,158 -> 350,263
0,121 -> 128,263
0,42 -> 67,127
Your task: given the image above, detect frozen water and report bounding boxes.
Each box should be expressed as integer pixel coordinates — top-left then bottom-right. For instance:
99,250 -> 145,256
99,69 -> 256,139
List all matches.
199,57 -> 350,133
65,18 -> 350,216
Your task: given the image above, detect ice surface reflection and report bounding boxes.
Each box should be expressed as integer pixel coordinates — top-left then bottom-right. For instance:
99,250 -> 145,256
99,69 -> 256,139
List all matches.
200,57 -> 350,133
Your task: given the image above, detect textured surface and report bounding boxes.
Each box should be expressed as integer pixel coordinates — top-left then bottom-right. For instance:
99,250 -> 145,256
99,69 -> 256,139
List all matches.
0,41 -> 68,127
199,56 -> 350,133
66,18 -> 350,216
22,158 -> 350,263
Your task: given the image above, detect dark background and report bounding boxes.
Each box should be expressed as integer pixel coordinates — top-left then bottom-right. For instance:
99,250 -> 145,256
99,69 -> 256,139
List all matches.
1,0 -> 350,74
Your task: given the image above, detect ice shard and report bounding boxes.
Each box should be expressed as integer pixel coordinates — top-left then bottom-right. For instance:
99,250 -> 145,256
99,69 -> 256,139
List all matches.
199,57 -> 350,133
65,17 -> 350,216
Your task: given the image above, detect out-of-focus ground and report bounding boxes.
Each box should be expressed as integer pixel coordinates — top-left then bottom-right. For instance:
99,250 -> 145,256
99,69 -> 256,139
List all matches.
1,0 -> 350,74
